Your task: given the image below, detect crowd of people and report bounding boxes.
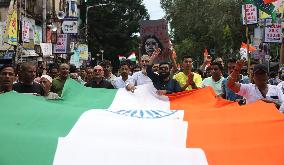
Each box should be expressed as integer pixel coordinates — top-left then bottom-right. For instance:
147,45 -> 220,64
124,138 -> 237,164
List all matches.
1,48 -> 284,112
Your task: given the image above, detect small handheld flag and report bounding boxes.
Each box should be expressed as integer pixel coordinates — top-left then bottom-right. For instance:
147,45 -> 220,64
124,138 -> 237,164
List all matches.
117,55 -> 126,61
127,52 -> 137,62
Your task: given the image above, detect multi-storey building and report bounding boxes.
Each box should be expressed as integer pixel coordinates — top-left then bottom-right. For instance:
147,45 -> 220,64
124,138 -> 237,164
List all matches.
0,0 -> 62,65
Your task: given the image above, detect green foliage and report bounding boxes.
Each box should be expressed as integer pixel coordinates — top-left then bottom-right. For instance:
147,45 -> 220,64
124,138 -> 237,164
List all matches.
83,0 -> 149,64
161,0 -> 244,65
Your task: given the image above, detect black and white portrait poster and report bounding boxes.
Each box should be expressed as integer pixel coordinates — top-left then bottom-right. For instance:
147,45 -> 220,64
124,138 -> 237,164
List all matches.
139,19 -> 171,63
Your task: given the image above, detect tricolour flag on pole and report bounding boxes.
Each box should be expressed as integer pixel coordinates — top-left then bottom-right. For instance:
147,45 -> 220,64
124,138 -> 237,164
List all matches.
241,42 -> 257,52
1,79 -> 284,165
127,52 -> 136,61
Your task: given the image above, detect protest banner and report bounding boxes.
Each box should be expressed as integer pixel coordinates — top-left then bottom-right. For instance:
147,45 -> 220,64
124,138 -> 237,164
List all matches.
0,22 -> 13,51
54,34 -> 68,53
139,19 -> 170,62
22,17 -> 35,49
242,4 -> 258,25
22,17 -> 30,43
40,43 -> 52,57
264,18 -> 282,43
34,25 -> 43,45
78,44 -> 88,60
62,18 -> 78,34
6,9 -> 17,45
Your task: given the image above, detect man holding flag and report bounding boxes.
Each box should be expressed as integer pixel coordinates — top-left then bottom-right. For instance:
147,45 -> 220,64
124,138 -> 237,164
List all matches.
126,54 -> 152,92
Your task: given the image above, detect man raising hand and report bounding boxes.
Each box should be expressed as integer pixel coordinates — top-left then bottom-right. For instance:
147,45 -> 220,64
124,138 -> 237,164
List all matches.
227,60 -> 284,110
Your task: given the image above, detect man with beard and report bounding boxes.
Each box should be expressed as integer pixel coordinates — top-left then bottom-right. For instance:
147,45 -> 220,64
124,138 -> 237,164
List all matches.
126,55 -> 153,92
51,63 -> 70,96
201,62 -> 225,96
228,60 -> 284,111
147,53 -> 181,95
85,65 -> 114,89
173,56 -> 202,91
40,75 -> 60,99
112,62 -> 131,88
0,65 -> 16,94
13,62 -> 45,96
152,63 -> 159,74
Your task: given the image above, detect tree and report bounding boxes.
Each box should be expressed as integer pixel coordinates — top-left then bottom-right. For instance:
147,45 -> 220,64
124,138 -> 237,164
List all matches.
82,0 -> 149,66
161,0 -> 243,65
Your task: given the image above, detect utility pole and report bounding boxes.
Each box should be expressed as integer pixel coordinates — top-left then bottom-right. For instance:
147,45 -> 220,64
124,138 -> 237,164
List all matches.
244,3 -> 251,74
85,6 -> 94,43
85,4 -> 109,43
14,0 -> 20,64
19,0 -> 22,63
42,0 -> 46,43
52,0 -> 55,18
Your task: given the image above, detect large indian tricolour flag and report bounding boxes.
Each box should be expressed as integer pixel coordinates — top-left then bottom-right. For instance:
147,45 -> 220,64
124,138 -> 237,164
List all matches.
1,79 -> 284,165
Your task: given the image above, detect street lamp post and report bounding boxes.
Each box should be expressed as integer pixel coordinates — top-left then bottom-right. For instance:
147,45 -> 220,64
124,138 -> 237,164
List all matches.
85,4 -> 110,43
85,5 -> 95,43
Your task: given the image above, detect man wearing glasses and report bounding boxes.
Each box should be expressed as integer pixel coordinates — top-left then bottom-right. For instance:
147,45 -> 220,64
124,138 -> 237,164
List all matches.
85,65 -> 114,89
146,52 -> 181,95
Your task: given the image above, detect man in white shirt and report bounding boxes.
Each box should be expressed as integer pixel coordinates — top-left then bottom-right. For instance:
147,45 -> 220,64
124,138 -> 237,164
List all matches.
202,62 -> 225,96
112,62 -> 131,88
228,60 -> 284,110
126,55 -> 152,91
277,73 -> 284,93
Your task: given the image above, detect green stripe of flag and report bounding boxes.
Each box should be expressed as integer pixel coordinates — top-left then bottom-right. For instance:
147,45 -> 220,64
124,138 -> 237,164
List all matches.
0,79 -> 118,165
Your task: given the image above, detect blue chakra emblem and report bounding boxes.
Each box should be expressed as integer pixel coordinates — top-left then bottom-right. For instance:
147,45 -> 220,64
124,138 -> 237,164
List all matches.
106,109 -> 180,119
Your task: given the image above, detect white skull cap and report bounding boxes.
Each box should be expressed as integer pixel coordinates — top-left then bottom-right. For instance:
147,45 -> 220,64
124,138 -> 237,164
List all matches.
41,75 -> 53,83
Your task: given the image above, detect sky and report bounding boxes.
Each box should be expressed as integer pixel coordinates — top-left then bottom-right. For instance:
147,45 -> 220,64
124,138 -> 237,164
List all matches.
143,0 -> 165,20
